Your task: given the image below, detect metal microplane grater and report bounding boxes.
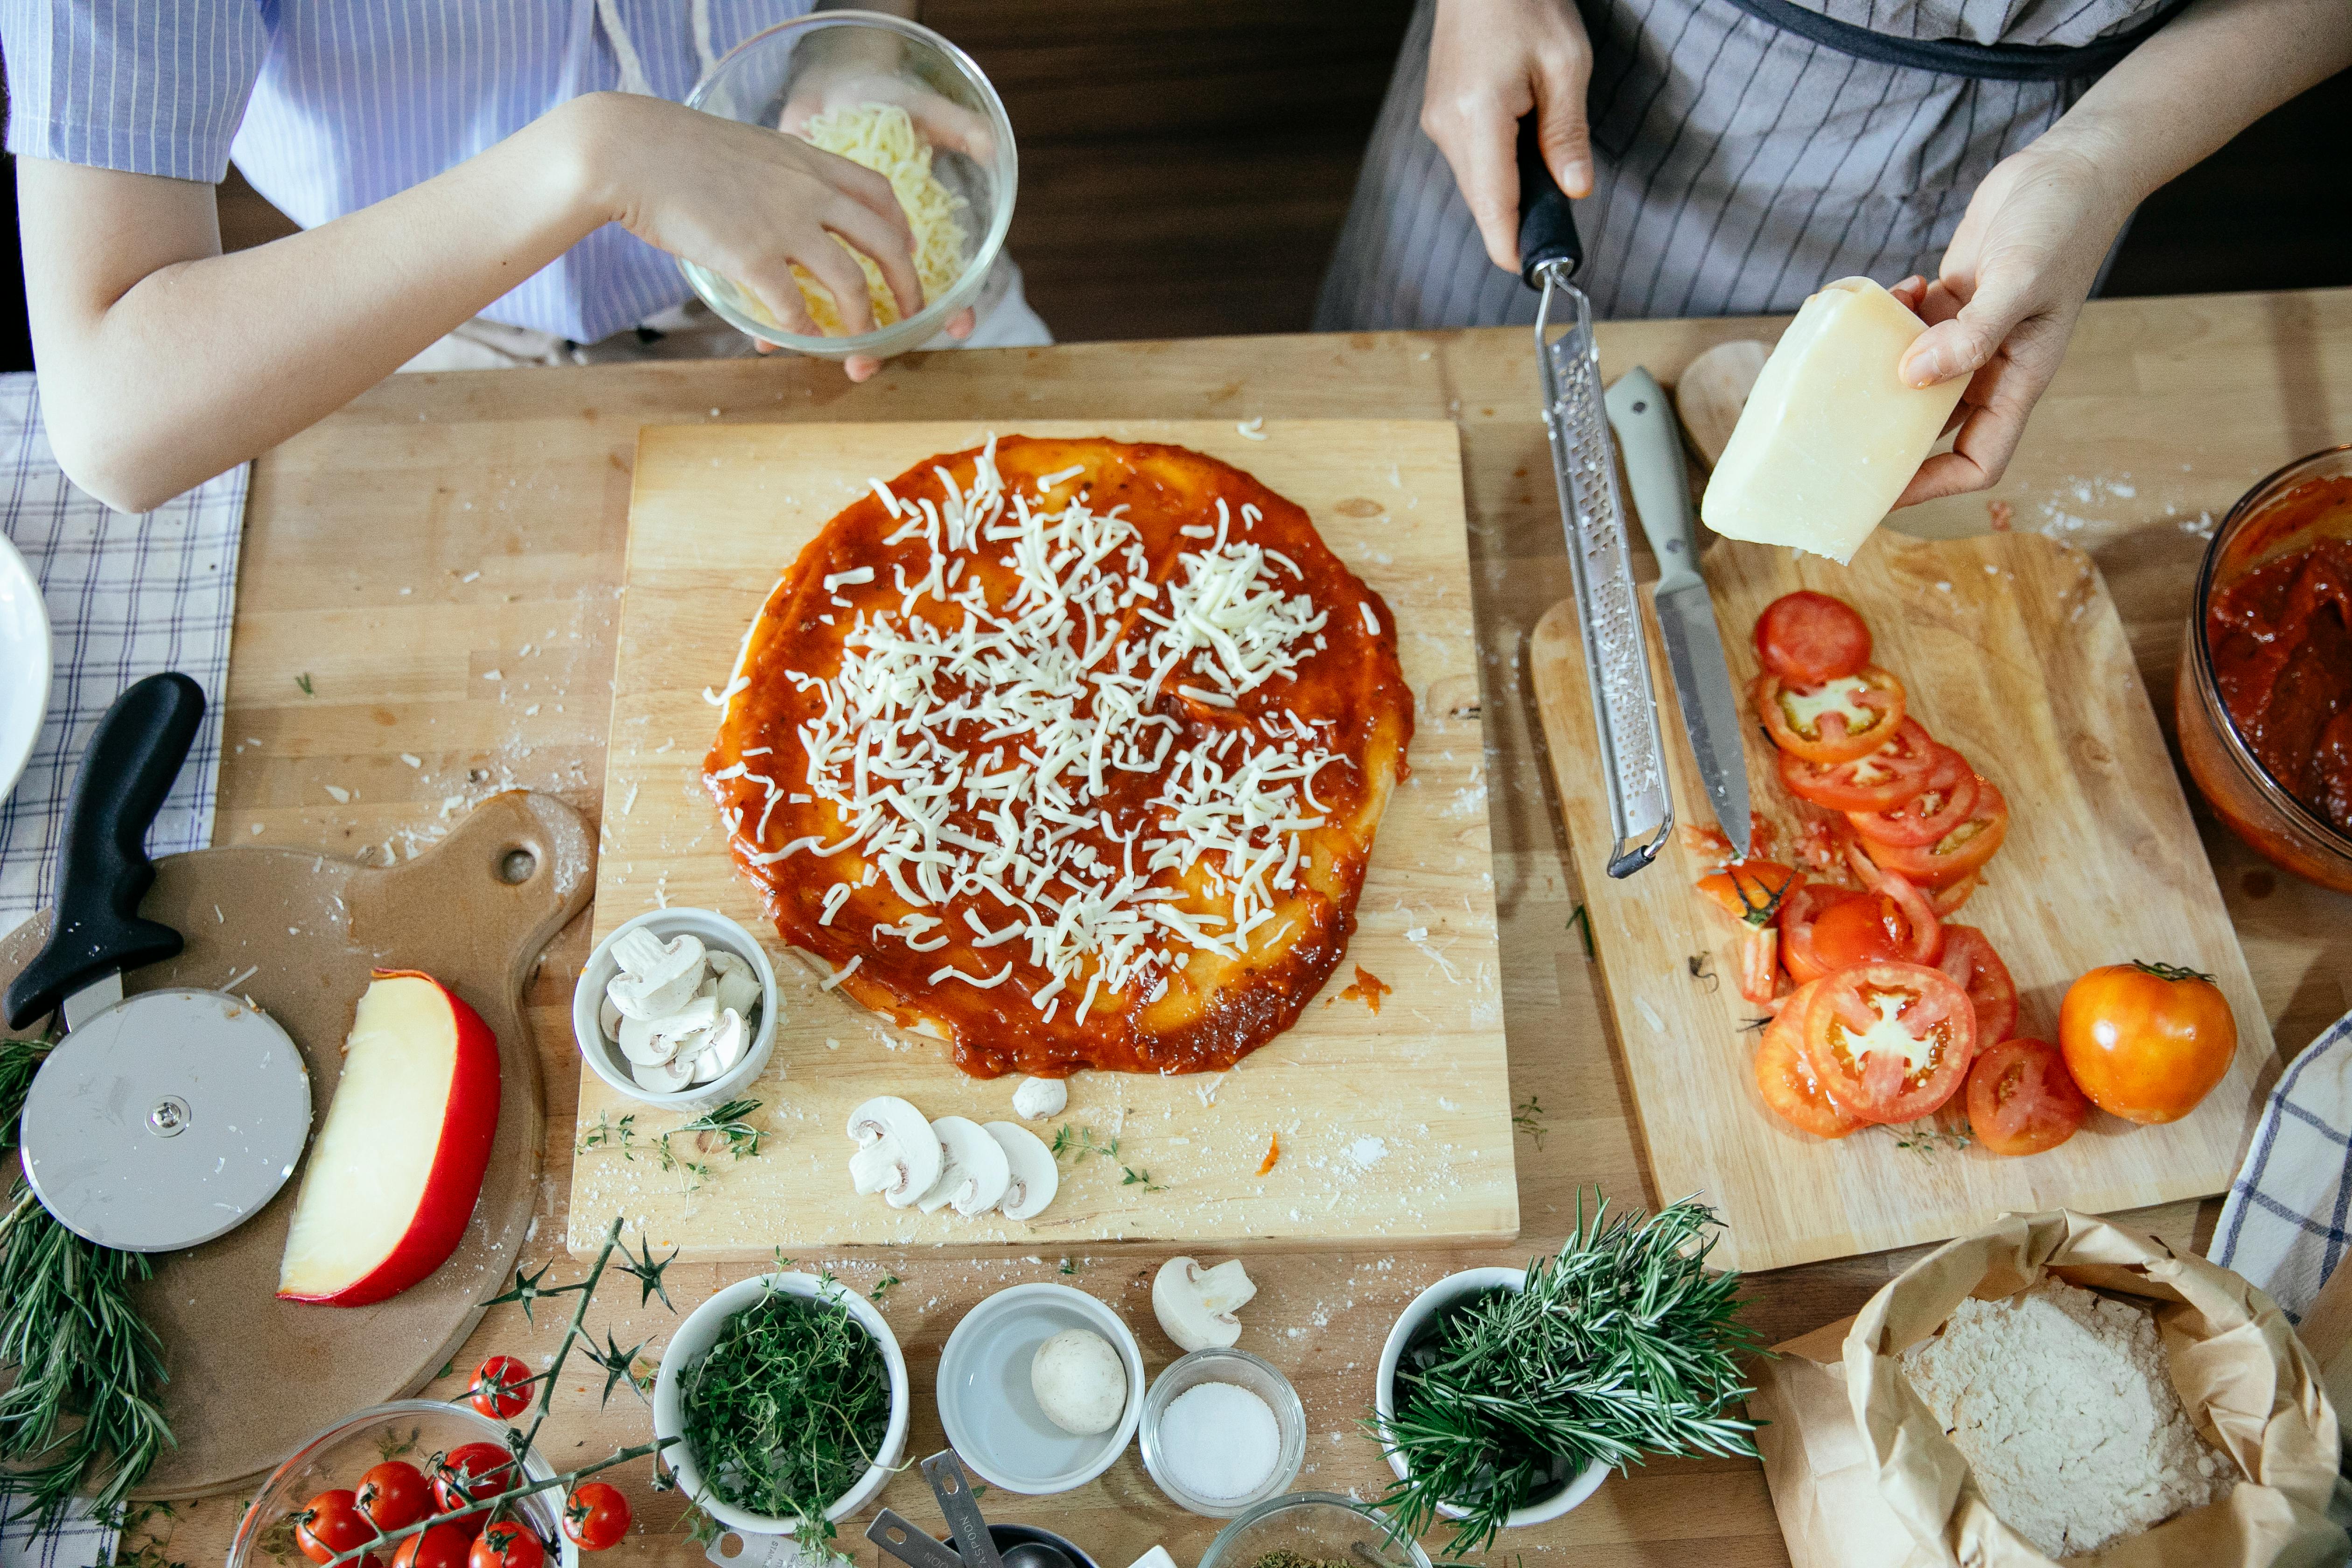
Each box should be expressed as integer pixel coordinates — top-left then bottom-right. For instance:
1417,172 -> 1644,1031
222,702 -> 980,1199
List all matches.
1518,124 -> 1672,877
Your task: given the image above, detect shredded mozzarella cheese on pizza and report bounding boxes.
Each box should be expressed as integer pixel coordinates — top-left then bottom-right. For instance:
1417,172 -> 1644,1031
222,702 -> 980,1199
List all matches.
732,441 -> 1357,1026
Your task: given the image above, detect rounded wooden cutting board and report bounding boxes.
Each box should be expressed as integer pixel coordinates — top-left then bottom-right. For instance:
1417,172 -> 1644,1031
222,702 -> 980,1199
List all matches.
0,791 -> 595,1498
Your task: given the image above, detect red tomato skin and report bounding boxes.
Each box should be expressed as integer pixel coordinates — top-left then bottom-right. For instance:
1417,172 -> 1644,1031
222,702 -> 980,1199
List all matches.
1848,746 -> 1981,847
2058,963 -> 2239,1124
392,1526 -> 474,1568
1753,668 -> 1907,765
357,1462 -> 431,1534
1755,591 -> 1872,684
562,1484 -> 631,1553
1778,717 -> 1938,813
468,1525 -> 547,1568
297,1491 -> 377,1568
431,1444 -> 517,1526
1801,961 -> 1977,1123
1938,925 -> 2019,1046
469,1356 -> 532,1421
1862,776 -> 2010,887
1966,1038 -> 2090,1155
1807,895 -> 1910,970
1777,881 -> 1860,985
1756,983 -> 1858,1139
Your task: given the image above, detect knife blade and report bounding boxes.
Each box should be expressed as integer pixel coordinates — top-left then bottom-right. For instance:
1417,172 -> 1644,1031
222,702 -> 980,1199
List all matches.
1604,367 -> 1752,859
1518,118 -> 1672,878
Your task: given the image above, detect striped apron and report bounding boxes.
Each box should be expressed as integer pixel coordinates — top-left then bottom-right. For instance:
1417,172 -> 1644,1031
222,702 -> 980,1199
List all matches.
1314,0 -> 2175,329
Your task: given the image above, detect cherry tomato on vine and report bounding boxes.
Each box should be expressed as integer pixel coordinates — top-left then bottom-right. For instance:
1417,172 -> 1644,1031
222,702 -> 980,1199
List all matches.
468,1523 -> 547,1568
431,1442 -> 518,1520
469,1355 -> 534,1421
357,1461 -> 431,1534
562,1483 -> 631,1552
1754,591 -> 1872,684
2059,960 -> 2238,1124
296,1490 -> 377,1568
392,1525 -> 473,1568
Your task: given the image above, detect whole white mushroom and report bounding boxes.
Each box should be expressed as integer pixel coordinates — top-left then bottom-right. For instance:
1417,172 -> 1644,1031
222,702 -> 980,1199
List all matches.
1030,1328 -> 1127,1436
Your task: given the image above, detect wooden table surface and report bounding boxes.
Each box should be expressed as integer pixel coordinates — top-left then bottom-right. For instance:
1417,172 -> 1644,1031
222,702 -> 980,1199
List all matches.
148,288 -> 2352,1568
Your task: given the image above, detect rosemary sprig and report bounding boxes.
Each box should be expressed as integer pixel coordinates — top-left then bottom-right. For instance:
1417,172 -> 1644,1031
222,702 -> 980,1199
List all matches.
1370,1193 -> 1761,1561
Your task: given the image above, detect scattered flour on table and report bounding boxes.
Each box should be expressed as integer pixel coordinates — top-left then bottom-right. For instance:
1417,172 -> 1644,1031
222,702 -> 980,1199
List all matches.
1898,1278 -> 2233,1558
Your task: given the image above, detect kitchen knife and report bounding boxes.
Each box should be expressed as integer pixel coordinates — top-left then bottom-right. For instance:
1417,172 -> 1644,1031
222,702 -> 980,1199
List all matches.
6,673 -> 310,1253
1605,367 -> 1752,859
1517,117 -> 1671,877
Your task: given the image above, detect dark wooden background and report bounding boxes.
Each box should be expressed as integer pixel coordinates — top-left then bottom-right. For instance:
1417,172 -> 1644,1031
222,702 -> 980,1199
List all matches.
1,2 -> 2346,363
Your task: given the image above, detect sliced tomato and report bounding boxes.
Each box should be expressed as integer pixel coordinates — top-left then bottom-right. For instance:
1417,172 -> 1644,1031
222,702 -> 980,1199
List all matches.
1753,667 -> 1906,765
1756,985 -> 1859,1138
1862,776 -> 2010,888
1696,859 -> 1796,927
1755,592 -> 1873,685
1736,925 -> 1780,1005
1937,924 -> 2018,1046
1932,872 -> 1981,916
1801,961 -> 1977,1123
1848,744 -> 1980,847
1778,718 -> 1938,813
1777,879 -> 1860,985
1876,869 -> 1944,965
1807,874 -> 1941,971
1966,1038 -> 2089,1155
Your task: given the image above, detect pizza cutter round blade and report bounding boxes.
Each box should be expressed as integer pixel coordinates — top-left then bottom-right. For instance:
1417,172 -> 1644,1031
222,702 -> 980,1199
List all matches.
19,987 -> 311,1252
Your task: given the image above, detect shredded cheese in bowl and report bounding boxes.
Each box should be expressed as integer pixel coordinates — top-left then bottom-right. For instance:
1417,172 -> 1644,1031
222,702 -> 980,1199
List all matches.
747,101 -> 971,336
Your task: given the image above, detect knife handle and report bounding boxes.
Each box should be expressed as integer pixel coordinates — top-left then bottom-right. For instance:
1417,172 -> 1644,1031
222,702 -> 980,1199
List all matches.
1604,366 -> 1704,595
1515,114 -> 1584,289
4,672 -> 203,1030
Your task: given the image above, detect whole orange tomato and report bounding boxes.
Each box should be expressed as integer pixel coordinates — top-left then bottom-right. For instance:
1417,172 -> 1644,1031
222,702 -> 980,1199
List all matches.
2058,961 -> 2238,1124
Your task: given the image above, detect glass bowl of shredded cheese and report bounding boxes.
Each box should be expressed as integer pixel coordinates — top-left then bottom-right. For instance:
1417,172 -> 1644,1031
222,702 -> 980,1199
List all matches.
681,11 -> 1015,359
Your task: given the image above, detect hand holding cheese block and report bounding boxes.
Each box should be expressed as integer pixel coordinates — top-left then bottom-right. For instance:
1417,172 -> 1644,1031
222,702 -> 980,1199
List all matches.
1701,277 -> 1967,564
278,969 -> 501,1305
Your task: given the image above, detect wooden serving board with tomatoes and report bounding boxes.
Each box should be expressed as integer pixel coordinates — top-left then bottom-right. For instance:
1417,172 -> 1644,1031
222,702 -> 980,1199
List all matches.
1531,528 -> 2273,1272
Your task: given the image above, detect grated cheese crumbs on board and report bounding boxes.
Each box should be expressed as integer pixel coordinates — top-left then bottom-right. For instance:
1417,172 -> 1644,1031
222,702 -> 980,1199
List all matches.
1899,1278 -> 2232,1557
769,103 -> 969,335
724,439 -> 1350,1028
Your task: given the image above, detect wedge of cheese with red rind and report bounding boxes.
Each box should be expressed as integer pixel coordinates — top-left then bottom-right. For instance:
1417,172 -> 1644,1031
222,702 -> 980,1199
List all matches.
277,969 -> 499,1305
1701,277 -> 1968,564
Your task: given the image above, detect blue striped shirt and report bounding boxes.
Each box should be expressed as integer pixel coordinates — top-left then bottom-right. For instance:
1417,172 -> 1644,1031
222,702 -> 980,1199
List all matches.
0,0 -> 814,342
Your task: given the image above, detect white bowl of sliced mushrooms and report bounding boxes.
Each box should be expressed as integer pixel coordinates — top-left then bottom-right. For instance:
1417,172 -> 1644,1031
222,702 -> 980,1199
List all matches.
572,909 -> 778,1110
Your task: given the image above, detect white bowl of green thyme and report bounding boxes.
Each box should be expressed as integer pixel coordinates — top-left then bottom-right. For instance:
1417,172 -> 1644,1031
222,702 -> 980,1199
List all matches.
653,1270 -> 910,1537
1371,1199 -> 1762,1556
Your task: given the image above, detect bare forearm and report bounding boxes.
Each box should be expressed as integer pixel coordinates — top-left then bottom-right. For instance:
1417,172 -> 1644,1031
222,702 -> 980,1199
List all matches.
22,96 -> 617,512
2037,0 -> 2352,208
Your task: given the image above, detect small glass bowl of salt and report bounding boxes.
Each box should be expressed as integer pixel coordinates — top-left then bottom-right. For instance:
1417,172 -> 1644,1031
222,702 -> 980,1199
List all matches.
1138,1349 -> 1307,1517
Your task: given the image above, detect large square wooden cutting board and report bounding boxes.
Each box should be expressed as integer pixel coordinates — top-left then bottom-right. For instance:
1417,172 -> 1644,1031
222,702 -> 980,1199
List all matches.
570,420 -> 1516,1257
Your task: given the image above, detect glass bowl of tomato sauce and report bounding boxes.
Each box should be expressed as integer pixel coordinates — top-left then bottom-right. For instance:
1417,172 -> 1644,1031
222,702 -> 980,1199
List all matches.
2177,443 -> 2352,893
229,1400 -> 581,1568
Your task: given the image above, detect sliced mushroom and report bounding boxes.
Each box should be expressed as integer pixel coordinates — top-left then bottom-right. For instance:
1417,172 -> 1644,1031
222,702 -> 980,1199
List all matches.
650,993 -> 717,1048
608,931 -> 707,1021
687,1009 -> 748,1085
617,1014 -> 674,1067
709,950 -> 763,1019
1010,1077 -> 1067,1120
630,1051 -> 697,1094
917,1116 -> 1012,1216
986,1121 -> 1058,1222
1152,1256 -> 1258,1351
598,994 -> 624,1043
846,1096 -> 943,1207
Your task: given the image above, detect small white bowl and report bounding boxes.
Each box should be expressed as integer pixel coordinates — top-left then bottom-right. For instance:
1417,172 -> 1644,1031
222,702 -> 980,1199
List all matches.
573,908 -> 778,1111
936,1283 -> 1145,1495
654,1270 -> 911,1537
1139,1347 -> 1307,1517
1375,1267 -> 1610,1530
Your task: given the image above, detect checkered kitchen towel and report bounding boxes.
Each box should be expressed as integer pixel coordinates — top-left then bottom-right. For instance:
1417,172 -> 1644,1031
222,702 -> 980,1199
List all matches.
0,372 -> 245,934
2211,1007 -> 2352,1320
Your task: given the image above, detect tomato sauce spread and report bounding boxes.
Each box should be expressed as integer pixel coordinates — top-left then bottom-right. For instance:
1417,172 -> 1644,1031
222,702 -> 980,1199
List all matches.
704,435 -> 1413,1078
2207,524 -> 2352,833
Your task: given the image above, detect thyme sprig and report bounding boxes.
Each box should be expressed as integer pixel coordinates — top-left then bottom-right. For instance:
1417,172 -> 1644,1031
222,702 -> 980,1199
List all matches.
1370,1193 -> 1762,1561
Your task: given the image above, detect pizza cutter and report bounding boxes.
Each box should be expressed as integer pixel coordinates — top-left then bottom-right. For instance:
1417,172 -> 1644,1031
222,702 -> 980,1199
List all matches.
3,673 -> 311,1253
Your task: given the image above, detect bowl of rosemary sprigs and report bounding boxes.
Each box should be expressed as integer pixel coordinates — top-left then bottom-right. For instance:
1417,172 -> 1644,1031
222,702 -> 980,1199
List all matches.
653,1270 -> 910,1540
1371,1195 -> 1762,1558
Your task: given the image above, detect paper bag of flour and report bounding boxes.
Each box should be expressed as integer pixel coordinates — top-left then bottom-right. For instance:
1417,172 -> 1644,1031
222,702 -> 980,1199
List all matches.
1752,1208 -> 2345,1568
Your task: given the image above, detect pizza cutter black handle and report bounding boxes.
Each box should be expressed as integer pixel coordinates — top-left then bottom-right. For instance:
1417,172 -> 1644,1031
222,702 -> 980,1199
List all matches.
1516,112 -> 1585,289
4,673 -> 205,1030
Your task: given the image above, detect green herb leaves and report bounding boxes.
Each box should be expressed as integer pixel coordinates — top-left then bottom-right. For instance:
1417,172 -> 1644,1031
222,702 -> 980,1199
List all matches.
675,1281 -> 890,1542
1371,1194 -> 1761,1560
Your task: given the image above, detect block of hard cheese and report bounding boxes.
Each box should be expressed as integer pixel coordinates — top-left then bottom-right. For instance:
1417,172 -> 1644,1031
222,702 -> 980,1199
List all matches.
1701,276 -> 1967,564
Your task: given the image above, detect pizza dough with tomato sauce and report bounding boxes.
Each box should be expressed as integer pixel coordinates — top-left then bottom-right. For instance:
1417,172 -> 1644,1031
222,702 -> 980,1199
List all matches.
704,435 -> 1414,1078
